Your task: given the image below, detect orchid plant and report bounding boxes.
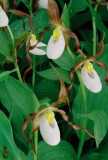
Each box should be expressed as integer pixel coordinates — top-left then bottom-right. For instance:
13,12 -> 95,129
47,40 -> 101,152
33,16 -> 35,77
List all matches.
0,0 -> 108,160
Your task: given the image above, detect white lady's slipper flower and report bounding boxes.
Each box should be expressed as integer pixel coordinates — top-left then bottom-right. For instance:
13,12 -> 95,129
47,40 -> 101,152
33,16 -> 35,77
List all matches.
47,27 -> 65,59
81,61 -> 102,93
40,110 -> 60,146
29,34 -> 47,55
38,0 -> 48,9
0,6 -> 8,27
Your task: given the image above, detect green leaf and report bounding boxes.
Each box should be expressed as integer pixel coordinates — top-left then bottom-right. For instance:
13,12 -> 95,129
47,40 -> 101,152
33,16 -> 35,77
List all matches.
37,67 -> 70,84
33,9 -> 50,35
10,18 -> 30,38
35,79 -> 60,102
53,50 -> 75,71
27,150 -> 34,160
1,76 -> 39,115
81,152 -> 108,160
61,4 -> 69,28
15,31 -> 30,47
0,69 -> 17,81
69,0 -> 89,16
0,76 -> 39,146
0,31 -> 10,56
37,140 -> 76,160
78,111 -> 108,147
0,111 -> 22,160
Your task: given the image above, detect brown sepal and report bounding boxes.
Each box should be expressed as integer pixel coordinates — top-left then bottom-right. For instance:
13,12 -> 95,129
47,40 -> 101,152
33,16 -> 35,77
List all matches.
47,0 -> 62,25
0,0 -> 8,13
9,9 -> 34,30
76,49 -> 85,56
67,72 -> 74,93
91,1 -> 108,5
93,35 -> 104,59
32,118 -> 40,134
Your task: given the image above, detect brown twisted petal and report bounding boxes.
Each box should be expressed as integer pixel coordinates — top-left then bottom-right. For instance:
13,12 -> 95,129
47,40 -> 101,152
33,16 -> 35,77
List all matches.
93,35 -> 104,59
49,63 -> 70,108
47,0 -> 62,25
67,72 -> 74,93
23,36 -> 32,83
0,0 -> 8,13
51,107 -> 98,139
61,27 -> 80,50
22,108 -> 48,154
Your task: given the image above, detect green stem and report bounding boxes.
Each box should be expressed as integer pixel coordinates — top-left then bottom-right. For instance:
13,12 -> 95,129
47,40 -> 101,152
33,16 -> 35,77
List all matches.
32,55 -> 36,87
92,5 -> 98,56
31,55 -> 38,159
76,71 -> 87,160
66,47 -> 87,160
7,25 -> 23,82
33,130 -> 38,160
7,25 -> 14,51
16,64 -> 23,83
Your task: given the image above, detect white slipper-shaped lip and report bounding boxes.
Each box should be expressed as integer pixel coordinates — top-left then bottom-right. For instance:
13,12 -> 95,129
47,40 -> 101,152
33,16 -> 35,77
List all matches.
46,32 -> 65,59
81,67 -> 102,93
0,6 -> 9,27
38,0 -> 48,9
39,115 -> 60,146
29,40 -> 47,55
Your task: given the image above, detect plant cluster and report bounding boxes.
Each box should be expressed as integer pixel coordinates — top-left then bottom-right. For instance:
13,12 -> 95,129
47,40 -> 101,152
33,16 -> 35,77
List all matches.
0,0 -> 108,160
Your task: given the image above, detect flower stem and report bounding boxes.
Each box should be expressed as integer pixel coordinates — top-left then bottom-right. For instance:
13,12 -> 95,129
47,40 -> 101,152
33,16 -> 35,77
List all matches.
92,5 -> 98,56
7,25 -> 14,51
7,25 -> 23,82
76,71 -> 87,160
31,55 -> 38,160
